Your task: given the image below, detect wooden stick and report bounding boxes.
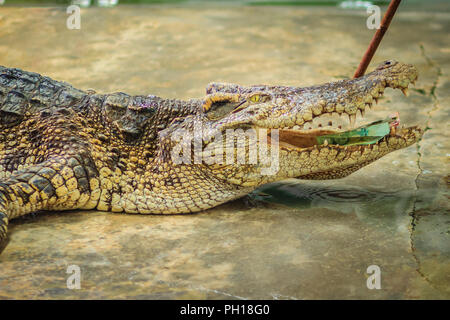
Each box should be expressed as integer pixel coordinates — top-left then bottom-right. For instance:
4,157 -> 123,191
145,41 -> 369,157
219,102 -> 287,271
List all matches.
353,0 -> 402,78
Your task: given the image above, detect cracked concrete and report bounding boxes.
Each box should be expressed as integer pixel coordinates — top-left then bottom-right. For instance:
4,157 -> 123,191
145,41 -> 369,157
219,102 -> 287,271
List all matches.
409,43 -> 444,289
0,3 -> 448,299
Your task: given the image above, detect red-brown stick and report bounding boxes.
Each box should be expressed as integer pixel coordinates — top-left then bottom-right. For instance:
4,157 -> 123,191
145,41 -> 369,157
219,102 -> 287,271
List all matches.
353,0 -> 402,78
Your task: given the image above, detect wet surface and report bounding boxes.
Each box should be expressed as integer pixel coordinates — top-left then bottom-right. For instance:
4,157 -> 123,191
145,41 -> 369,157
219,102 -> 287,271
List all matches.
0,3 -> 449,299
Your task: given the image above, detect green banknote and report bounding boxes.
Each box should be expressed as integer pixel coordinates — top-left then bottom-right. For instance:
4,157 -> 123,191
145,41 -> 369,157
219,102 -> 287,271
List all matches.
316,115 -> 397,146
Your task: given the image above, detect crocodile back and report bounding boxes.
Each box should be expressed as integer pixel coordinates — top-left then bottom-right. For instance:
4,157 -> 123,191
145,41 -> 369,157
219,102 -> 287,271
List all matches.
0,66 -> 88,127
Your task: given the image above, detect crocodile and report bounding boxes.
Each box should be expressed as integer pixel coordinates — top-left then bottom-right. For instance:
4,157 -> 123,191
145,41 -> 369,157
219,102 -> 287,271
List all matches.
0,60 -> 422,251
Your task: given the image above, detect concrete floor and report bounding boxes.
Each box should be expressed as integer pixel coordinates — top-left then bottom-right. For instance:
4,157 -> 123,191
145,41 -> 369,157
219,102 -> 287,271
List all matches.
0,3 -> 448,299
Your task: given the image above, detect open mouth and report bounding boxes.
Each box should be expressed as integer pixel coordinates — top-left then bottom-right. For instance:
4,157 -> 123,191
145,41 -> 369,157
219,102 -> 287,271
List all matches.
276,113 -> 402,149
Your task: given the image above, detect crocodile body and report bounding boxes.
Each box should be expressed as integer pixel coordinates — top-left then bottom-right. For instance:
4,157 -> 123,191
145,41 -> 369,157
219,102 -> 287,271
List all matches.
0,61 -> 422,251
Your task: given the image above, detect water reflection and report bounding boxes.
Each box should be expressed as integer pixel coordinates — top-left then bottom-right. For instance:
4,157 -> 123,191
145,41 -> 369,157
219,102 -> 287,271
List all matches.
252,181 -> 425,228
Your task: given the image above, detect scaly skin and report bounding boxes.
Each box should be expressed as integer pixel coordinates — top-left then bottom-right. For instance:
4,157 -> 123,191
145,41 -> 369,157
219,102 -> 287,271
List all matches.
0,60 -> 422,250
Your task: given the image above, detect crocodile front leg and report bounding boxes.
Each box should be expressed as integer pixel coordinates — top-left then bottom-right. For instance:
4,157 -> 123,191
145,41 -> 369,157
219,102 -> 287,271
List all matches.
0,155 -> 99,246
0,206 -> 7,245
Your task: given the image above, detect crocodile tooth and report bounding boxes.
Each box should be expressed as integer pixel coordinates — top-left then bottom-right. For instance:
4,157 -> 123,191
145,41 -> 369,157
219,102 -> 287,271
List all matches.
348,114 -> 356,127
401,88 -> 409,96
323,139 -> 329,146
374,97 -> 379,104
390,125 -> 396,135
359,109 -> 365,118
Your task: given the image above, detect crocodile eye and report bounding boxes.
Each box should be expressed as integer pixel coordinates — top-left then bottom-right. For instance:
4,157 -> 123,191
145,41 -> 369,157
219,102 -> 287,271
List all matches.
249,95 -> 261,103
248,93 -> 271,104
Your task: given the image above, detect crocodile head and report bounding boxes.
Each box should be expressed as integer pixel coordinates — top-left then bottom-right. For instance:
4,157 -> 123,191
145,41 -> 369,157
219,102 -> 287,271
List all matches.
160,60 -> 422,189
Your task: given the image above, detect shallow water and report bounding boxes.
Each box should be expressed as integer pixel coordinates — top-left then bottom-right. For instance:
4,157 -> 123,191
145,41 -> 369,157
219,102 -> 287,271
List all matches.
0,1 -> 449,299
